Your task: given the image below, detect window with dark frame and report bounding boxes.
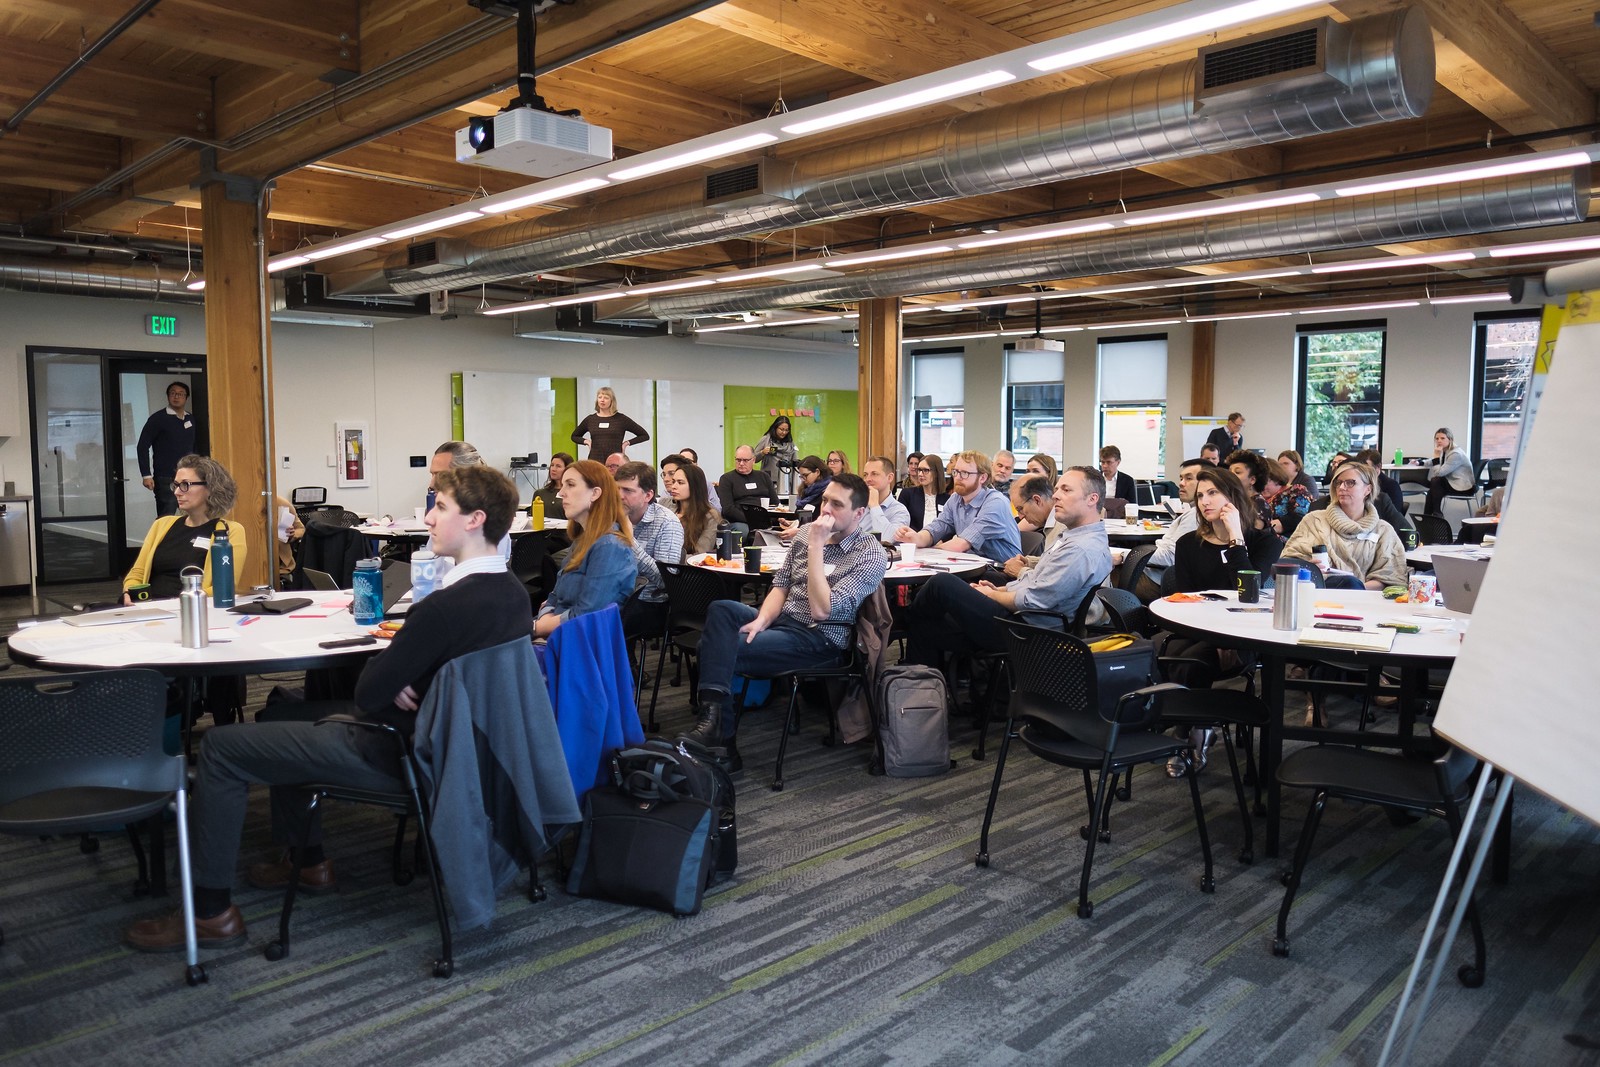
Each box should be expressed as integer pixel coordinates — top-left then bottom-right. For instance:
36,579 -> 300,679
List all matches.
1295,320 -> 1387,478
1471,310 -> 1539,465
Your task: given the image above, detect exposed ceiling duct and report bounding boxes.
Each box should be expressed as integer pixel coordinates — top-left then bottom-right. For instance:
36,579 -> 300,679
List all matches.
645,170 -> 1591,318
362,7 -> 1435,296
0,257 -> 202,303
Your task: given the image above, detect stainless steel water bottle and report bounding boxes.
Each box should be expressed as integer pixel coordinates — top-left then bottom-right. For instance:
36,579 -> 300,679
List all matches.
179,566 -> 209,648
1272,562 -> 1300,631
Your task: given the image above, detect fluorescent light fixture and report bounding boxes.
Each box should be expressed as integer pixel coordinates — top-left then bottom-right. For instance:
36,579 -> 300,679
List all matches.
608,133 -> 779,181
267,255 -> 311,273
1486,235 -> 1600,258
937,295 -> 1037,311
620,278 -> 718,297
694,321 -> 770,333
1040,326 -> 1085,333
1084,318 -> 1182,330
1334,152 -> 1592,198
829,246 -> 953,267
1185,310 -> 1293,322
479,178 -> 610,215
716,263 -> 832,283
1028,0 -> 1324,72
301,237 -> 386,262
1132,191 -> 1321,226
957,221 -> 1114,249
381,209 -> 485,241
780,71 -> 1016,135
904,331 -> 1001,343
482,301 -> 543,317
1428,293 -> 1511,305
1296,300 -> 1420,314
1311,252 -> 1476,274
186,279 -> 205,291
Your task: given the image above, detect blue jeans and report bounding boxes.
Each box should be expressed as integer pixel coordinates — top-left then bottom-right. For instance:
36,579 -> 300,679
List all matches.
698,600 -> 839,736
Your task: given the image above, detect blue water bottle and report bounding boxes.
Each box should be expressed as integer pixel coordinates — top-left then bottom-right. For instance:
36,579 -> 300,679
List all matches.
352,558 -> 383,625
211,526 -> 236,608
425,488 -> 436,515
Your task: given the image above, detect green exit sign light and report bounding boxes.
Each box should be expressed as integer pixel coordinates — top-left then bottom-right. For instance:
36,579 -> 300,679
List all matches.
145,314 -> 179,337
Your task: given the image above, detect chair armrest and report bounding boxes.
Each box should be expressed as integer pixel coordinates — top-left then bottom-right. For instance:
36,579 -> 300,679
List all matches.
1107,681 -> 1187,726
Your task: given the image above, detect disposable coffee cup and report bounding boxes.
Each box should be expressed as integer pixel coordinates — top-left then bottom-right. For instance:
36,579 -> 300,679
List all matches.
743,545 -> 762,573
898,542 -> 916,564
1237,570 -> 1260,604
413,506 -> 426,523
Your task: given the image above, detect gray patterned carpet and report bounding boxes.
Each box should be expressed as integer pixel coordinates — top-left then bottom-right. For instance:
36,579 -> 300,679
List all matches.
3,585 -> 1599,1066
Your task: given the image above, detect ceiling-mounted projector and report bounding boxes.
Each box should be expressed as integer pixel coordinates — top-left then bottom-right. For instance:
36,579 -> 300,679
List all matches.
1012,336 -> 1065,354
455,105 -> 612,178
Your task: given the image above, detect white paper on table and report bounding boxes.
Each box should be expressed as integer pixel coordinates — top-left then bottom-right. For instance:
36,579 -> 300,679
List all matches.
78,643 -> 201,665
262,635 -> 374,658
22,632 -> 138,657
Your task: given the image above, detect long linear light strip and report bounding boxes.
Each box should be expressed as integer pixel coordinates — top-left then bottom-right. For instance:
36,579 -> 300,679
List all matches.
269,0 -> 1329,273
475,143 -> 1599,317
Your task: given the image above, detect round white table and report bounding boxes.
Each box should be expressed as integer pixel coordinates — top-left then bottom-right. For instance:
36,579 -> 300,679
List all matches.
1107,519 -> 1168,545
1150,588 -> 1465,857
1406,543 -> 1494,568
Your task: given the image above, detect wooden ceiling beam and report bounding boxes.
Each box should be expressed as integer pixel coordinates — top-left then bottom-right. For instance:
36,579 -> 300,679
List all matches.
0,128 -> 122,191
1334,0 -> 1595,140
0,0 -> 359,77
0,32 -> 212,141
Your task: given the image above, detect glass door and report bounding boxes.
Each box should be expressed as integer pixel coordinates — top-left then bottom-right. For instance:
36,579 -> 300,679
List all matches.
27,348 -> 206,582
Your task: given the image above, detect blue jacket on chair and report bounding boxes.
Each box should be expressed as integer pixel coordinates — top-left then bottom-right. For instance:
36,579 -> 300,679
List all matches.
545,603 -> 647,801
414,638 -> 581,931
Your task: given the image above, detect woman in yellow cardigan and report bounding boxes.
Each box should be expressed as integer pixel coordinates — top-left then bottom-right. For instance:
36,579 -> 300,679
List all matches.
123,454 -> 247,603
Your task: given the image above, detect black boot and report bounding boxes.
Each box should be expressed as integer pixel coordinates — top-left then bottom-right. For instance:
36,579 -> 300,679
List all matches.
683,701 -> 724,746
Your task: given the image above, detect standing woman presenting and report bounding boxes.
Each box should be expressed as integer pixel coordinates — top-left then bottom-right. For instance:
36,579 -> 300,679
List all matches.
571,386 -> 649,462
123,454 -> 246,602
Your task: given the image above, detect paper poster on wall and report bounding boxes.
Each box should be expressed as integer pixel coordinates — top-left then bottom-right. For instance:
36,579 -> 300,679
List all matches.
335,421 -> 369,488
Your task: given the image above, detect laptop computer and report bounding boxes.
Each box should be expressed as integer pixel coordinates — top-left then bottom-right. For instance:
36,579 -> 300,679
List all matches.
380,559 -> 412,618
301,567 -> 340,591
1432,554 -> 1490,614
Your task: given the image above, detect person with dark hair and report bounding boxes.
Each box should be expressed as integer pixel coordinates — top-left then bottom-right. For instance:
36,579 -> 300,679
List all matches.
754,416 -> 796,480
907,468 -> 1112,666
1262,456 -> 1313,538
534,460 -> 638,638
1224,449 -> 1274,530
663,452 -> 719,513
1353,449 -> 1405,513
615,460 -> 683,601
571,386 -> 648,462
793,454 -> 832,512
1199,442 -> 1222,466
1277,449 -> 1317,495
859,455 -> 910,537
682,473 -> 887,771
136,380 -> 198,517
122,453 -> 244,601
1205,412 -> 1245,455
897,453 -> 948,531
662,459 -> 721,555
124,464 -> 529,952
900,452 -> 925,491
533,452 -> 574,521
1098,445 -> 1137,503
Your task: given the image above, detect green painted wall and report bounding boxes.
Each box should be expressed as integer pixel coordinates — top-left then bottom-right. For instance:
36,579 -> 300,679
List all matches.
550,377 -> 577,461
724,387 -> 859,466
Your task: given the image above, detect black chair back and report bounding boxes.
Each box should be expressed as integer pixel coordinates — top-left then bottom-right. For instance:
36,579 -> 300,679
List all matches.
658,562 -> 740,632
1116,544 -> 1155,592
1414,514 -> 1453,546
1018,529 -> 1045,557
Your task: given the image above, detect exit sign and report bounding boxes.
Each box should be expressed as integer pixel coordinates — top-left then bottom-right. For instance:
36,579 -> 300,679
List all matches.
145,313 -> 180,337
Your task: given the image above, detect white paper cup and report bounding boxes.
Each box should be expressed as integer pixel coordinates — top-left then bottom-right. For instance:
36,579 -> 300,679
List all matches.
898,543 -> 916,564
413,506 -> 426,522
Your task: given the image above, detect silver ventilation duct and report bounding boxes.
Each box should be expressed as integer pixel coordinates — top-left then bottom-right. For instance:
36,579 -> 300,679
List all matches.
646,170 -> 1590,318
367,7 -> 1434,296
0,258 -> 202,303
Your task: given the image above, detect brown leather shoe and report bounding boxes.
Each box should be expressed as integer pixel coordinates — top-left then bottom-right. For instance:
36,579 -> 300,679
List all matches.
125,905 -> 246,952
246,853 -> 337,894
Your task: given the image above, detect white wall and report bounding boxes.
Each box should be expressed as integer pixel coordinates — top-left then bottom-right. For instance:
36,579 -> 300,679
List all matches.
0,290 -> 858,518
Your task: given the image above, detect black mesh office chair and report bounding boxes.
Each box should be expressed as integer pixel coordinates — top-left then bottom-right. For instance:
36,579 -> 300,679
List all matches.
974,622 -> 1207,918
0,670 -> 206,986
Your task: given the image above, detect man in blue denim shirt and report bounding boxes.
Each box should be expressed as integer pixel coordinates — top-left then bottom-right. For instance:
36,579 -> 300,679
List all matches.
684,473 -> 887,772
893,449 -> 1021,565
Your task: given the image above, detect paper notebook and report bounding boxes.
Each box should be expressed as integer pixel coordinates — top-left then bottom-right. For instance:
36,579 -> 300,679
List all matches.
1295,627 -> 1396,653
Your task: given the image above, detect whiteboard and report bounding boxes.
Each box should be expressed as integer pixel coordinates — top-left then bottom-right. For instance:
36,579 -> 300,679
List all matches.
577,376 -> 655,463
1434,301 -> 1600,825
655,379 -> 725,475
1101,407 -> 1163,480
462,370 -> 553,477
1180,415 -> 1229,460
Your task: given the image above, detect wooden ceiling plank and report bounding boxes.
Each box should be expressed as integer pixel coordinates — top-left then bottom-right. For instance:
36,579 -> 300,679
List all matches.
0,32 -> 212,140
0,129 -> 121,191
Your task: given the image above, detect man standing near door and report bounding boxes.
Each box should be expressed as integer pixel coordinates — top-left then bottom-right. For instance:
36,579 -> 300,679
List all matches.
137,381 -> 197,517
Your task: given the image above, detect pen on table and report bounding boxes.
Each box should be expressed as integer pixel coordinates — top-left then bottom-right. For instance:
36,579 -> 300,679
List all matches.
237,616 -> 259,627
1315,613 -> 1362,620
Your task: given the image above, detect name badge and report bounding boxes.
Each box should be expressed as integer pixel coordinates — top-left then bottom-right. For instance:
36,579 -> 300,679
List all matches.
597,421 -> 610,428
1357,529 -> 1379,541
191,536 -> 211,550
183,420 -> 193,429
746,482 -> 758,489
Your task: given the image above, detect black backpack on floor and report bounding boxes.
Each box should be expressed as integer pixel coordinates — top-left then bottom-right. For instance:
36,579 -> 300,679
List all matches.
565,738 -> 736,917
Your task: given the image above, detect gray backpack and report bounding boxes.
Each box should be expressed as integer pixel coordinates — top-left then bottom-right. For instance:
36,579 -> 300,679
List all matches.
875,665 -> 951,777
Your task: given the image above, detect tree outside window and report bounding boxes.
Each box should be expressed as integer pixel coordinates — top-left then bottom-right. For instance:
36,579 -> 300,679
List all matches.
1473,313 -> 1538,462
1297,325 -> 1386,477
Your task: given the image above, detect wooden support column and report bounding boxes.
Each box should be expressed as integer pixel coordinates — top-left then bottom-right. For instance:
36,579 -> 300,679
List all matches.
857,297 -> 902,464
1190,321 -> 1216,417
200,180 -> 274,591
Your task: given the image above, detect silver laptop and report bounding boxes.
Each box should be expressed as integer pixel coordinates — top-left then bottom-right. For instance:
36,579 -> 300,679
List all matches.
1432,554 -> 1490,614
63,606 -> 176,627
302,567 -> 340,590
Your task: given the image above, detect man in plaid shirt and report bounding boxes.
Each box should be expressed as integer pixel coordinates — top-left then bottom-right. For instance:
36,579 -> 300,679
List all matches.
684,472 -> 887,771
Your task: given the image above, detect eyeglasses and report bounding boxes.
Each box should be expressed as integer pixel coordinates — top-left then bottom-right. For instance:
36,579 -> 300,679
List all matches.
170,480 -> 207,493
1331,478 -> 1363,489
949,468 -> 980,479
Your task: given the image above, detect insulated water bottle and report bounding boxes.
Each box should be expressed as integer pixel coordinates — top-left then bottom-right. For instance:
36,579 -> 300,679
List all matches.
211,526 -> 235,608
352,558 -> 383,626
